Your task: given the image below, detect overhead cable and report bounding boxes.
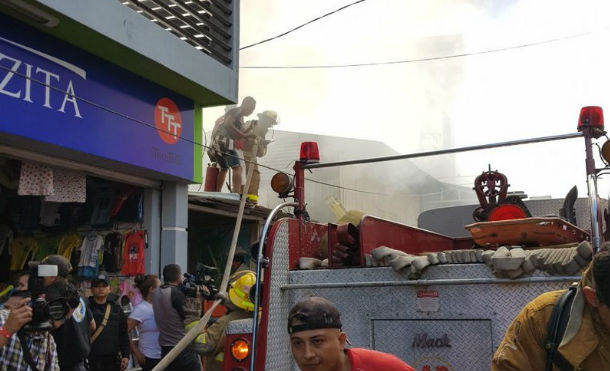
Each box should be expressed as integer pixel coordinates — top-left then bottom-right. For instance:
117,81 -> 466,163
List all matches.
241,29 -> 603,69
239,0 -> 367,50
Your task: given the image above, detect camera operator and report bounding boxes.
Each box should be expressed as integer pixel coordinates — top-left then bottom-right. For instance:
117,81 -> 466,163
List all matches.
152,264 -> 202,371
0,261 -> 71,371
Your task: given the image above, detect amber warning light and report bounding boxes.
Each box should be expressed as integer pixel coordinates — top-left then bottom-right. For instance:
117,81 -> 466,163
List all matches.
578,106 -> 604,132
300,142 -> 320,164
230,338 -> 250,361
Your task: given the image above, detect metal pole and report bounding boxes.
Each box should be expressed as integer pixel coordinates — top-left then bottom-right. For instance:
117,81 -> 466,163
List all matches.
303,132 -> 583,169
250,202 -> 297,371
583,130 -> 602,253
293,161 -> 306,218
281,275 -> 581,289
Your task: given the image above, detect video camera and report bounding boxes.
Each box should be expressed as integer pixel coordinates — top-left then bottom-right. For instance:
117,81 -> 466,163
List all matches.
180,263 -> 218,300
17,263 -> 70,332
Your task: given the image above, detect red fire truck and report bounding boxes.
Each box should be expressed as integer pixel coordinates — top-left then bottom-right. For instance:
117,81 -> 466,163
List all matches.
221,106 -> 605,371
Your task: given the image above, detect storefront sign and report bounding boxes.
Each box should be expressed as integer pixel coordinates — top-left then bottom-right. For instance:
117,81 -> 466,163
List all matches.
0,14 -> 198,181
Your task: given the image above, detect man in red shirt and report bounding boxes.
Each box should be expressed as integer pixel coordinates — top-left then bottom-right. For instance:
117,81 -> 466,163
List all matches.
288,296 -> 415,371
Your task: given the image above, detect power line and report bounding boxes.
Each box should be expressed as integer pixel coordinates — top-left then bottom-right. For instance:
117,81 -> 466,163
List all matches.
240,29 -> 602,69
239,0 -> 367,51
0,64 -> 384,195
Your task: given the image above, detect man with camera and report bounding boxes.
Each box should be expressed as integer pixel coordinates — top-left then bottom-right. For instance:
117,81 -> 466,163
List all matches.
152,264 -> 202,371
39,255 -> 96,371
0,261 -> 68,371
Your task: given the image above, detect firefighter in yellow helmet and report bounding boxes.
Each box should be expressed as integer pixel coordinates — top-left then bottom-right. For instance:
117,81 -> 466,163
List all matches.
190,271 -> 256,371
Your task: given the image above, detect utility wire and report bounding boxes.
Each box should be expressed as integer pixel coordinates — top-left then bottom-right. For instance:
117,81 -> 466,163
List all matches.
241,29 -> 602,69
239,0 -> 367,50
1,64 -> 384,195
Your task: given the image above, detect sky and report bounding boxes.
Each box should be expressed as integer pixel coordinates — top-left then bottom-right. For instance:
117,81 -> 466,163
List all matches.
202,0 -> 610,200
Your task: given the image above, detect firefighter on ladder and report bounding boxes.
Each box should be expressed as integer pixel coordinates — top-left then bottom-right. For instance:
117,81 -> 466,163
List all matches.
242,110 -> 279,206
187,271 -> 256,371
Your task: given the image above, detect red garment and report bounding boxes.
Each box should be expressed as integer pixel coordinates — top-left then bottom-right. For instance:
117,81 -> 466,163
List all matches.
121,230 -> 146,276
347,348 -> 415,371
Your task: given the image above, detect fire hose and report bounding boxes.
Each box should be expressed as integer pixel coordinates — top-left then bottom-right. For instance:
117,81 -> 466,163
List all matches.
152,141 -> 258,371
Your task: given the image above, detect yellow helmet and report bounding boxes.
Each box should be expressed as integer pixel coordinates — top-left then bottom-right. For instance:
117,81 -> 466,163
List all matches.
228,271 -> 256,311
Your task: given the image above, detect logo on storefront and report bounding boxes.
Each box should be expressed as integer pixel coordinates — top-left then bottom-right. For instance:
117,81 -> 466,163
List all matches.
155,97 -> 182,145
0,36 -> 85,118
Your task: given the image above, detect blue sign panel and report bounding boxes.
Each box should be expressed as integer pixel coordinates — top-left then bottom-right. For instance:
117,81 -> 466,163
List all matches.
0,14 -> 195,181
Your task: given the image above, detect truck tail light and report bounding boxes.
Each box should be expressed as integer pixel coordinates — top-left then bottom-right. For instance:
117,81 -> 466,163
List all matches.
300,142 -> 320,163
578,106 -> 604,132
230,338 -> 250,361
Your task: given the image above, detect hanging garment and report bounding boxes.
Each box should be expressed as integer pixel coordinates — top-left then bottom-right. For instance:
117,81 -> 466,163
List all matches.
121,230 -> 146,276
89,180 -> 115,226
45,168 -> 86,203
18,162 -> 54,196
8,195 -> 41,233
78,231 -> 104,278
120,279 -> 143,307
102,232 -> 123,273
34,235 -> 59,261
10,236 -> 38,270
57,234 -> 82,260
0,224 -> 13,257
110,185 -> 136,217
116,191 -> 143,222
39,201 -> 61,227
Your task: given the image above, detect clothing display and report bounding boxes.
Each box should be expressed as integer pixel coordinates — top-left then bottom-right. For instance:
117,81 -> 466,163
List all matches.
78,232 -> 104,278
57,234 -> 82,260
17,161 -> 54,196
45,168 -> 86,203
0,224 -> 13,257
121,230 -> 146,276
102,232 -> 124,273
39,201 -> 61,227
9,236 -> 38,270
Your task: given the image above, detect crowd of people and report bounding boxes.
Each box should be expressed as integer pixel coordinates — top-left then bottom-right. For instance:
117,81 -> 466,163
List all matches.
1,248 -> 608,371
0,254 -> 257,371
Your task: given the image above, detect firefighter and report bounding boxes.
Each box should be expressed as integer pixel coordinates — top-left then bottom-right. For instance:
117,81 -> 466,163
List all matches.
190,271 -> 256,371
242,110 -> 279,205
287,296 -> 416,371
209,97 -> 256,193
491,248 -> 610,371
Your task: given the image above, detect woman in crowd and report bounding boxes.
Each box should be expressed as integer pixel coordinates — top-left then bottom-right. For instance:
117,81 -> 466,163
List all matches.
128,274 -> 162,371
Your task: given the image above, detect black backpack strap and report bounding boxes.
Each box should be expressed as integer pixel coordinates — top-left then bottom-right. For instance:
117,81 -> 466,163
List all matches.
544,286 -> 577,371
17,331 -> 40,371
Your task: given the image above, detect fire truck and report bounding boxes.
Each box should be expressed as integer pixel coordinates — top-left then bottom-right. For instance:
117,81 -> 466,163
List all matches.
220,106 -> 606,371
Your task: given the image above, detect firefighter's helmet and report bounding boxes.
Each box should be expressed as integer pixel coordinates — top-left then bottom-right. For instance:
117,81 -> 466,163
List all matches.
257,110 -> 279,127
228,271 -> 256,311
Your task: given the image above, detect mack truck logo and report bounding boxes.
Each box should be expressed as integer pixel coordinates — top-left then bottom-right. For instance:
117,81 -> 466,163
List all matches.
0,36 -> 85,118
412,333 -> 451,349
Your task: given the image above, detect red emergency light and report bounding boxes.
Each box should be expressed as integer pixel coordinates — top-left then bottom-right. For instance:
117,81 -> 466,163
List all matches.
300,142 -> 320,163
577,106 -> 604,132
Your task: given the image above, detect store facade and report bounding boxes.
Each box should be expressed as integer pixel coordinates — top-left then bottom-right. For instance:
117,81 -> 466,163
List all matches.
0,0 -> 238,293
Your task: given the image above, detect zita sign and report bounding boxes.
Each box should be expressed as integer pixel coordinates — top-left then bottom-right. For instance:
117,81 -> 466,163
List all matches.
0,14 -> 199,182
